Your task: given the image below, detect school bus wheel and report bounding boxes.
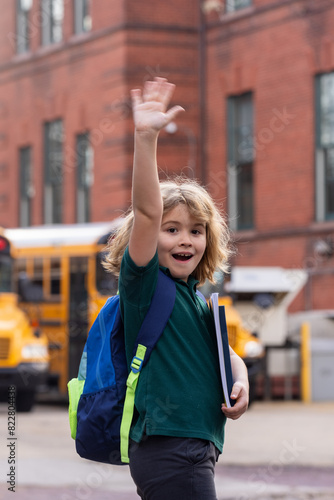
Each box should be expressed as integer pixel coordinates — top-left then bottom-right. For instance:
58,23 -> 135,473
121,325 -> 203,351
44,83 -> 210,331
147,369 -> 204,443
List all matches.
15,390 -> 35,412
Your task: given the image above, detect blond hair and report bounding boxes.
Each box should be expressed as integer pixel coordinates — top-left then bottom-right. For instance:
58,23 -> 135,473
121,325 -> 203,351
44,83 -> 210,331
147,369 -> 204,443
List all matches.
104,177 -> 233,285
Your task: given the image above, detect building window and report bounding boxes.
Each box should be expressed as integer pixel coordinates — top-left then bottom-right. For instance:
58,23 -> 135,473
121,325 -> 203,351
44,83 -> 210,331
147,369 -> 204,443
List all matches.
227,93 -> 254,231
74,0 -> 92,34
226,0 -> 252,13
315,73 -> 334,221
19,146 -> 33,227
41,0 -> 64,45
76,132 -> 94,223
16,0 -> 33,54
44,120 -> 63,224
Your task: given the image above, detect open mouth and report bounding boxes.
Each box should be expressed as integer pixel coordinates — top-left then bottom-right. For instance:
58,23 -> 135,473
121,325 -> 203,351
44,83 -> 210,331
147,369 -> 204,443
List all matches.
172,253 -> 193,262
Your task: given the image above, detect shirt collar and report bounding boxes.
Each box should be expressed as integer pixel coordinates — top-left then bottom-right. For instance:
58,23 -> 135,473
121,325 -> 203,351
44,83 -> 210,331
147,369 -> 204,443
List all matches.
159,265 -> 199,290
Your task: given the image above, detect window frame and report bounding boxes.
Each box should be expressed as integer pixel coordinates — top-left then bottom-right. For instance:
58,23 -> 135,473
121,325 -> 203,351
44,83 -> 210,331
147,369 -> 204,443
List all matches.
315,73 -> 334,221
16,0 -> 32,54
41,0 -> 64,46
76,132 -> 93,223
227,92 -> 255,231
225,0 -> 252,14
44,119 -> 64,224
19,146 -> 33,227
74,0 -> 92,34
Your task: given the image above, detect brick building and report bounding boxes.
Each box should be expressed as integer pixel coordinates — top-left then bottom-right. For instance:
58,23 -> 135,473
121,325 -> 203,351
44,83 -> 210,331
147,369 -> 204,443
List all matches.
0,0 -> 201,226
0,0 -> 334,313
204,0 -> 334,312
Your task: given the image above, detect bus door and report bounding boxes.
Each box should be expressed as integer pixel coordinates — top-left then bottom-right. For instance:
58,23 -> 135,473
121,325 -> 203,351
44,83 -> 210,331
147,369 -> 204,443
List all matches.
68,257 -> 89,381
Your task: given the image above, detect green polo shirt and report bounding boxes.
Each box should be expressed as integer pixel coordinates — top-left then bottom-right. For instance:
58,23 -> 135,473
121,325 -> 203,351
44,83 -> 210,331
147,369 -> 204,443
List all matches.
119,247 -> 226,453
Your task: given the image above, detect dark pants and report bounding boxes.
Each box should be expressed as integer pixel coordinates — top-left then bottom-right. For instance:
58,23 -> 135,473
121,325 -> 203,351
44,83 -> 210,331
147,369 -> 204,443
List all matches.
129,436 -> 219,500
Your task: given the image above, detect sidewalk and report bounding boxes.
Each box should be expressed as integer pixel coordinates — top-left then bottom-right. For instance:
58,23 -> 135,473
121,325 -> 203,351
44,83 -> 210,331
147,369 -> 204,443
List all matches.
220,400 -> 334,467
215,400 -> 334,499
0,400 -> 333,499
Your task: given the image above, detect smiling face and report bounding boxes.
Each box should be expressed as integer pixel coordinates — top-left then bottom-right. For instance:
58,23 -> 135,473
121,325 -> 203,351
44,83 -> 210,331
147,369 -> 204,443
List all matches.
157,204 -> 207,282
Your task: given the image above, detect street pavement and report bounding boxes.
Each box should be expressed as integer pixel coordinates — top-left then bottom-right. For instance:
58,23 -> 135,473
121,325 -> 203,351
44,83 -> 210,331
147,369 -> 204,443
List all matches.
0,400 -> 333,499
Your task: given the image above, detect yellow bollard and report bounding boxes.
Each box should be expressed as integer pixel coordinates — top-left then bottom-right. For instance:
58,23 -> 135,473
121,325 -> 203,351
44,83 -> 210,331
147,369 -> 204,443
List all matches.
300,322 -> 311,403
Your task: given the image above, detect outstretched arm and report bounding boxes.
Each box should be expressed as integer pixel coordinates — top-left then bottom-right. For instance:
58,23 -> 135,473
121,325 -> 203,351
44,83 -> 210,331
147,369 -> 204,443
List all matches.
128,77 -> 184,267
222,347 -> 249,420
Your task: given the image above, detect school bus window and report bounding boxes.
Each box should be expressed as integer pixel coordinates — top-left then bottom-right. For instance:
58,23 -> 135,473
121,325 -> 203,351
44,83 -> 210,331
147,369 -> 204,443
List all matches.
15,259 -> 27,296
32,258 -> 44,289
95,252 -> 118,296
43,258 -> 51,295
50,258 -> 61,296
25,258 -> 34,278
0,257 -> 13,292
16,259 -> 27,274
17,258 -> 45,303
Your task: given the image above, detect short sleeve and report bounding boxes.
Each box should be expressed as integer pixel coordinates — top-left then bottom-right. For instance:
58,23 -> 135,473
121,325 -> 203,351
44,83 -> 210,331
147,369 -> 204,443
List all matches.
119,246 -> 159,309
119,247 -> 160,366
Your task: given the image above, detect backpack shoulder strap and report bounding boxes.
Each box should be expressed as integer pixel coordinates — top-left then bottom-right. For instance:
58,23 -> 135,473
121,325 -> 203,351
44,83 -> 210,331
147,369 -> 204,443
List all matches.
121,269 -> 176,463
132,269 -> 176,369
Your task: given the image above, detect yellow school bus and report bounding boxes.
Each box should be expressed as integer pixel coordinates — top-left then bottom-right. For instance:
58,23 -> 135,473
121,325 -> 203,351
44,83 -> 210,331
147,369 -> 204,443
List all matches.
5,222 -> 121,397
0,231 -> 49,411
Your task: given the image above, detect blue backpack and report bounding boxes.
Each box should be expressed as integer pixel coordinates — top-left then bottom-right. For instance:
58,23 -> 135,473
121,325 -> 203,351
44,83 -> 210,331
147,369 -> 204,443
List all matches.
68,270 -> 176,465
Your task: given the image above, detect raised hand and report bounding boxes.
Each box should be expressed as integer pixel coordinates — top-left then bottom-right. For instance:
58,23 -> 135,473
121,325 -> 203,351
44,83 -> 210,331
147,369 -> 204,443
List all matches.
131,77 -> 184,134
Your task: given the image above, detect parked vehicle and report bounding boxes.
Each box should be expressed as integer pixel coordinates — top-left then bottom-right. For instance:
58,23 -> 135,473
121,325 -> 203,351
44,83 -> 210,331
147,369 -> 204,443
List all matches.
0,232 -> 49,411
5,222 -> 120,397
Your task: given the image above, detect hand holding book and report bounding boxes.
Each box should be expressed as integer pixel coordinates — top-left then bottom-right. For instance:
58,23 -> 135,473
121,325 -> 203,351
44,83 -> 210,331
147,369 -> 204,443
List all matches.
210,293 -> 235,408
210,293 -> 249,419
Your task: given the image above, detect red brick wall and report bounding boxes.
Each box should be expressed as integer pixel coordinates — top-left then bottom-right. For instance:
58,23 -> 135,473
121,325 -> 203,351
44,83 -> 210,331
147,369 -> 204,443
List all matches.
126,0 -> 198,26
124,0 -> 201,181
205,0 -> 334,310
0,1 -> 16,62
0,33 -> 128,226
0,0 -> 201,228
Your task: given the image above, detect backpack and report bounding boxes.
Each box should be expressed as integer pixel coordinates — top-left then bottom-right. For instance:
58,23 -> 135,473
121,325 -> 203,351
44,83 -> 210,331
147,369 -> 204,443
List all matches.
68,269 -> 176,465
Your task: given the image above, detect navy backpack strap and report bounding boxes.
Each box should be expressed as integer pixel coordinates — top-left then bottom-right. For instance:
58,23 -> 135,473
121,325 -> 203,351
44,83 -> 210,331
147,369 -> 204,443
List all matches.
132,269 -> 176,367
121,269 -> 176,463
